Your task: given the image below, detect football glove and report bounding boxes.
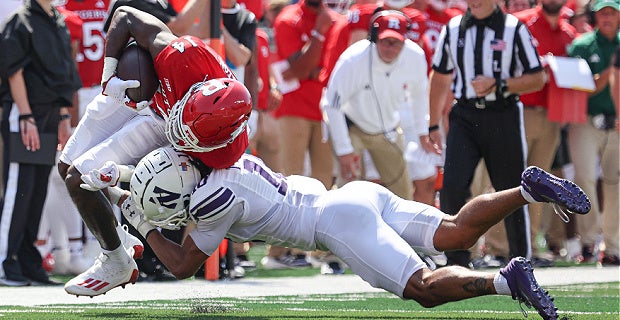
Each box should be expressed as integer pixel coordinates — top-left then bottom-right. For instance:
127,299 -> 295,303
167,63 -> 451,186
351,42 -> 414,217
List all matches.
247,109 -> 259,140
80,161 -> 121,191
121,196 -> 156,238
102,76 -> 150,111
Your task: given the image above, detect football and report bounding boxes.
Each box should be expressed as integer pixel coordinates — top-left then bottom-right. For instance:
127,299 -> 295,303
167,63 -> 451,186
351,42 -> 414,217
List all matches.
116,42 -> 159,102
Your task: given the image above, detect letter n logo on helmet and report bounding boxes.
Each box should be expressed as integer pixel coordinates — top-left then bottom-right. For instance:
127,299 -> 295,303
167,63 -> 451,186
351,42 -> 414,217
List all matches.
149,186 -> 182,210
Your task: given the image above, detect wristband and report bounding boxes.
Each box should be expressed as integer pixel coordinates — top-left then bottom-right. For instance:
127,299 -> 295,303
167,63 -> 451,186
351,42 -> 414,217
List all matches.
60,114 -> 71,121
101,57 -> 119,85
428,125 -> 440,133
19,114 -> 33,121
310,29 -> 325,42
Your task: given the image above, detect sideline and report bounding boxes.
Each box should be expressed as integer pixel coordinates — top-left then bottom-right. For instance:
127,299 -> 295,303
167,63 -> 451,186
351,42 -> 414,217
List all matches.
0,266 -> 618,306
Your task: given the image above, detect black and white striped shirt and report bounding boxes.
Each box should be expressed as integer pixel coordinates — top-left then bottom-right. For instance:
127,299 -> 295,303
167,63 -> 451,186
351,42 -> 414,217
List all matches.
431,8 -> 542,101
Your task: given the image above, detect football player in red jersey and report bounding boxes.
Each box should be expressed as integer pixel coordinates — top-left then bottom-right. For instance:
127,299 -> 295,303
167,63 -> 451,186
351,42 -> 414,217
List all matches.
59,6 -> 252,297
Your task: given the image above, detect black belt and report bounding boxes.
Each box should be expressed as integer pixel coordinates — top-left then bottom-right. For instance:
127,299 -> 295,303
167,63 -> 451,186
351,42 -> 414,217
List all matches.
457,95 -> 519,110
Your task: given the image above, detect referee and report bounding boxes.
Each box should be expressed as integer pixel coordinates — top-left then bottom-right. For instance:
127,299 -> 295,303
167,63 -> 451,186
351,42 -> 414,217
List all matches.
427,0 -> 546,267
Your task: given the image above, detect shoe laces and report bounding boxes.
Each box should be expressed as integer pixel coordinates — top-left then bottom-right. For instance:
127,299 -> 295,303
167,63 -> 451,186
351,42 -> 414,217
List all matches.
552,203 -> 572,223
516,295 -> 531,318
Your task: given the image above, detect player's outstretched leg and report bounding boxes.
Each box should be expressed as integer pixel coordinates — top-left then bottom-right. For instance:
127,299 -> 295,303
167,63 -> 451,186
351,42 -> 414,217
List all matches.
500,257 -> 558,320
521,166 -> 591,215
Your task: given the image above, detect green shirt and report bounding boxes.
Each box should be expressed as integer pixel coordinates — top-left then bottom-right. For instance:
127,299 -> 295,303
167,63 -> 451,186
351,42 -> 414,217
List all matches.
568,29 -> 620,116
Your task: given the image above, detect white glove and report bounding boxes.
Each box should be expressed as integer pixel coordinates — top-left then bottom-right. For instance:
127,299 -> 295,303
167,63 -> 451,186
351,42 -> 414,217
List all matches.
80,161 -> 121,191
121,196 -> 156,238
247,109 -> 259,140
102,76 -> 150,111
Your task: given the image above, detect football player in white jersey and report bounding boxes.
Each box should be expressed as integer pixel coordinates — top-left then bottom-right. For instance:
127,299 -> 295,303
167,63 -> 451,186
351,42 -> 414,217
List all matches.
88,147 -> 590,320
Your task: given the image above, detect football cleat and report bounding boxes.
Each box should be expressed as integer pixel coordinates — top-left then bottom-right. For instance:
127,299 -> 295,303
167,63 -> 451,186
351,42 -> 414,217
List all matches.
64,251 -> 139,297
500,257 -> 558,320
521,166 -> 590,222
117,224 -> 144,260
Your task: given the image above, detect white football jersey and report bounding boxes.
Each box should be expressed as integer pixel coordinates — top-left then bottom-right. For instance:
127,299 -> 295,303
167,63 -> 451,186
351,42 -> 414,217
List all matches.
189,154 -> 328,255
187,154 -> 446,297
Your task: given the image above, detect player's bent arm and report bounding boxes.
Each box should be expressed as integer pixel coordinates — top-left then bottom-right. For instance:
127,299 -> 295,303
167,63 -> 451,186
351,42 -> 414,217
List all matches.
105,6 -> 177,62
112,186 -> 209,280
145,231 -> 208,280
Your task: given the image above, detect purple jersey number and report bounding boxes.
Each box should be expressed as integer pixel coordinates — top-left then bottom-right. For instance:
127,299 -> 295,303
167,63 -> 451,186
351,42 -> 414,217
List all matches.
242,158 -> 288,196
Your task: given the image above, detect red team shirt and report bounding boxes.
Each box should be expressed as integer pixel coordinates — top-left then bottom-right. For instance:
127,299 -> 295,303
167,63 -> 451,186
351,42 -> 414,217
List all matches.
423,7 -> 461,50
514,6 -> 578,108
273,2 -> 341,121
153,35 -> 248,169
64,0 -> 110,87
255,28 -> 271,111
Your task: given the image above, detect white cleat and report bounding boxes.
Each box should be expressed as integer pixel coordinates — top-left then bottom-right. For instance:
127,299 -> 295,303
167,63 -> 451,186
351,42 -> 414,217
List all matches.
64,251 -> 139,297
117,225 -> 144,260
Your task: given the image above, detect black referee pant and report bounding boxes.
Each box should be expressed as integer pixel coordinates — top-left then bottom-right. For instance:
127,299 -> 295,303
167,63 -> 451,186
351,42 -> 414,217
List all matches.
0,104 -> 57,282
440,102 -> 531,266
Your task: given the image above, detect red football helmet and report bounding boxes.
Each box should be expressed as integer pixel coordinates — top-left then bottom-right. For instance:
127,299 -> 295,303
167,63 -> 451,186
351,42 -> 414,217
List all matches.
165,78 -> 252,152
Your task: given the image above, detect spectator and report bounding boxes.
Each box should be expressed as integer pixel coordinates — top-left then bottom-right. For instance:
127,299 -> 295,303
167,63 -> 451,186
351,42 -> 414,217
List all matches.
411,0 -> 462,50
0,0 -> 81,286
272,0 -> 335,190
567,0 -> 619,265
323,10 -> 430,200
428,0 -> 546,267
506,0 -> 534,13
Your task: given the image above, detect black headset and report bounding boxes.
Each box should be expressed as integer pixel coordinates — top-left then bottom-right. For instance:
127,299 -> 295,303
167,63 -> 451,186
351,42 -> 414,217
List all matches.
368,9 -> 412,43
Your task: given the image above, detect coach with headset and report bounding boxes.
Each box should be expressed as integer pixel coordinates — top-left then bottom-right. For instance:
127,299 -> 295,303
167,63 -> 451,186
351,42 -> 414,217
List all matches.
427,0 -> 546,267
323,10 -> 434,200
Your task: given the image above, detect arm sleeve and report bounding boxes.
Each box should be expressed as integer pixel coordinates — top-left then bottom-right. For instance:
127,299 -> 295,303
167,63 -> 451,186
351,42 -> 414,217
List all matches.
188,185 -> 243,256
322,53 -> 359,156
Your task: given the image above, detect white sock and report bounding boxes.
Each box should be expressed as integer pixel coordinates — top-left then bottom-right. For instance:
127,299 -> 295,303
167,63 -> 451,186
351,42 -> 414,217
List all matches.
520,186 -> 537,203
494,273 -> 512,295
101,245 -> 128,262
69,240 -> 83,256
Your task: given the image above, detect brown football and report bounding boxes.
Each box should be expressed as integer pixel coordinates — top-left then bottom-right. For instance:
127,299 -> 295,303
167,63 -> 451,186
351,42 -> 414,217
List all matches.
116,42 -> 159,102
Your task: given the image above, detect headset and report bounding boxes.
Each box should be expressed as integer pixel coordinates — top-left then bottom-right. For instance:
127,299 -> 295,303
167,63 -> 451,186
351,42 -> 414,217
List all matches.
368,9 -> 412,43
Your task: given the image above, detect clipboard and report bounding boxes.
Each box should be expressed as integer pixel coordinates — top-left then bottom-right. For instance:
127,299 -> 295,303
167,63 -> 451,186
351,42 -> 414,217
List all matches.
9,132 -> 58,166
270,60 -> 300,94
545,56 -> 595,92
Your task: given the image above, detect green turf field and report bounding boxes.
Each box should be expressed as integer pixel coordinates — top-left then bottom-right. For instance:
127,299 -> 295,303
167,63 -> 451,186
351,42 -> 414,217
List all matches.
0,282 -> 617,319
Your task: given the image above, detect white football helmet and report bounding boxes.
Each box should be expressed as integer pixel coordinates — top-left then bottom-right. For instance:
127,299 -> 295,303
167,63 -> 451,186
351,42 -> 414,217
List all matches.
384,0 -> 414,9
130,147 -> 203,230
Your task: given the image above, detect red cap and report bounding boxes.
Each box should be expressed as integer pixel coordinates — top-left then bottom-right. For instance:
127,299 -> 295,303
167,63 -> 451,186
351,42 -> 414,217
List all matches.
373,11 -> 410,41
